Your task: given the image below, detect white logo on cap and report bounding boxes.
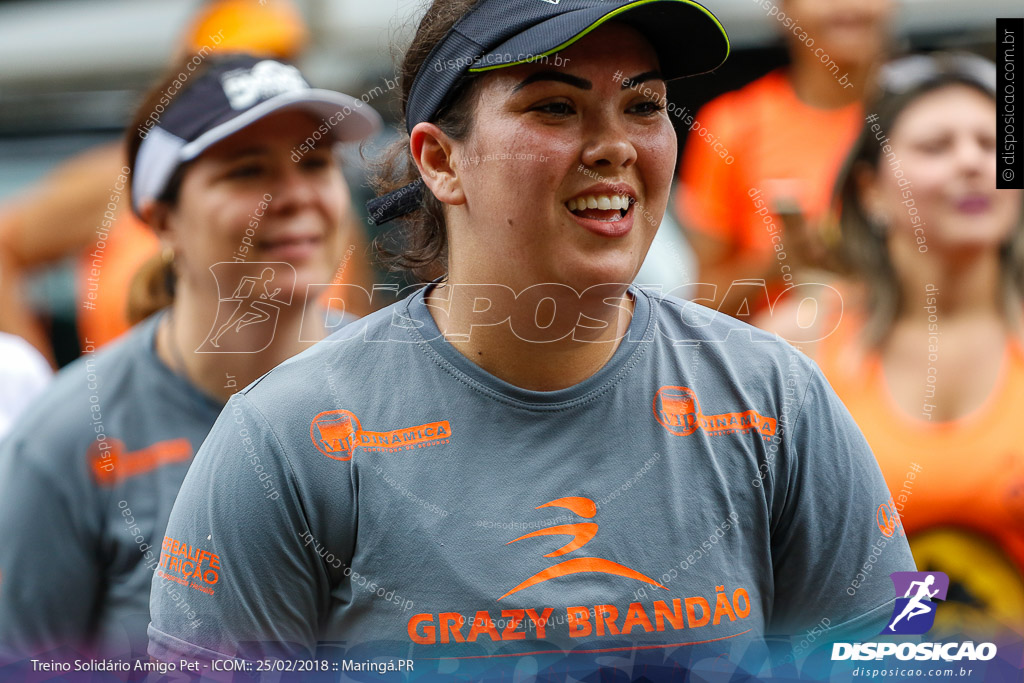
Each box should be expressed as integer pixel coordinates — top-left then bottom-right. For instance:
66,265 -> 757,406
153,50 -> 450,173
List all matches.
221,60 -> 309,110
539,0 -> 560,4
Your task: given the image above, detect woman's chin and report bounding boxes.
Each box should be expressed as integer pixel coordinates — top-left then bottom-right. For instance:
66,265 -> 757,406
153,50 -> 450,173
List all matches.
931,223 -> 1016,250
292,265 -> 338,298
555,258 -> 641,293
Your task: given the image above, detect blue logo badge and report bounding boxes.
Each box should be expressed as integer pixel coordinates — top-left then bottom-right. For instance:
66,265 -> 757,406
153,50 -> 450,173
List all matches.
882,571 -> 949,635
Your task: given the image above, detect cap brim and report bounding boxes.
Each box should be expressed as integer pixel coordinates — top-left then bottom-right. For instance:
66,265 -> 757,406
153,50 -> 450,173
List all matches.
467,0 -> 729,79
179,88 -> 383,161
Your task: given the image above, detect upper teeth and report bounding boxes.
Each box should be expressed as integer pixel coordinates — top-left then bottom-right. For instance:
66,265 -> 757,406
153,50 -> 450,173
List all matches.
567,194 -> 631,211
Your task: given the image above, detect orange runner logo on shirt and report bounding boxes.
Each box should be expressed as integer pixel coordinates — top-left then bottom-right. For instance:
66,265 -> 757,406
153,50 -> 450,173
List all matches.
406,496 -> 754,647
500,496 -> 667,600
310,409 -> 452,461
652,386 -> 776,438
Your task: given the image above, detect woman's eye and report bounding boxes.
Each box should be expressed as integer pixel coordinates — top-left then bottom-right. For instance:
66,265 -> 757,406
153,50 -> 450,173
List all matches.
913,140 -> 946,155
532,101 -> 575,116
227,164 -> 264,178
910,133 -> 957,154
301,156 -> 331,171
630,100 -> 666,116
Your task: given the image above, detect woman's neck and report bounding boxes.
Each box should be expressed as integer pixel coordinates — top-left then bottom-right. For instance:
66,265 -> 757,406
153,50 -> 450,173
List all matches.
878,232 -> 1017,423
889,231 -> 1007,325
156,285 -> 323,403
788,52 -> 875,109
423,280 -> 636,392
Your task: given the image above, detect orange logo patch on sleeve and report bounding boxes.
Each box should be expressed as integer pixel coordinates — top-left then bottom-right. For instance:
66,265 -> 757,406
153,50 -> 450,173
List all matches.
653,386 -> 776,438
156,535 -> 221,596
89,438 -> 193,486
311,410 -> 362,461
310,409 -> 452,461
876,496 -> 906,538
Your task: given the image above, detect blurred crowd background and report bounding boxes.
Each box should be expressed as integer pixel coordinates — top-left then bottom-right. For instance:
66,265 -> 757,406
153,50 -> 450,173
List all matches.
0,0 -> 1013,367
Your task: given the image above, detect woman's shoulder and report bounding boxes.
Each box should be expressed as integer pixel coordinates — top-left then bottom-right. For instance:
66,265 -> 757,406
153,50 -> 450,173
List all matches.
641,286 -> 826,422
751,275 -> 867,359
643,285 -> 794,350
0,318 -> 162,471
642,285 -> 820,381
695,69 -> 786,125
0,334 -> 52,434
237,295 -> 424,407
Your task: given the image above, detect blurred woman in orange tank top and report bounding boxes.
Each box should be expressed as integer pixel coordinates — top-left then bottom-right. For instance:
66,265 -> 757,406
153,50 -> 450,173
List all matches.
762,52 -> 1024,640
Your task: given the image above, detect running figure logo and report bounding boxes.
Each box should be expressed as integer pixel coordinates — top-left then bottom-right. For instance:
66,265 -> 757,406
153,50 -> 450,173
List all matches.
499,496 -> 668,600
198,262 -> 294,353
882,571 -> 950,635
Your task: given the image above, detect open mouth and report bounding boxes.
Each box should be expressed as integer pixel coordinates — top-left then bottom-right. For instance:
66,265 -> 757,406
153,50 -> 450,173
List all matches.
565,194 -> 633,222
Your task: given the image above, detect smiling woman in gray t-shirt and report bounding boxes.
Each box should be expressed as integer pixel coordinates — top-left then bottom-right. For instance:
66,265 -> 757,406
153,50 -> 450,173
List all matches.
149,0 -> 915,678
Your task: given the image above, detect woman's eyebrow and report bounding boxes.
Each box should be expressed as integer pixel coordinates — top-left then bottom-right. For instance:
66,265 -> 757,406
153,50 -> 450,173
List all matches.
513,71 -> 592,92
223,146 -> 270,159
621,71 -> 664,89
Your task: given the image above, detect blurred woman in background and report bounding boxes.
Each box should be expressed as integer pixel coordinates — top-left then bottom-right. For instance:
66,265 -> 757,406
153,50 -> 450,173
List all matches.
0,53 -> 380,666
0,0 -> 377,360
766,52 -> 1024,639
677,0 -> 892,319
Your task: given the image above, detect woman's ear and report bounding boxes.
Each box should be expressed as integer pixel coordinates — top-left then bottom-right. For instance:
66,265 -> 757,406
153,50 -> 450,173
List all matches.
139,200 -> 179,253
409,122 -> 466,207
853,161 -> 890,226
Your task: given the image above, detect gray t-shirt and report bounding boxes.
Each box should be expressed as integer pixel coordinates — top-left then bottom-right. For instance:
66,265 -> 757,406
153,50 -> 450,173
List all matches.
0,312 -> 223,662
149,284 -> 915,676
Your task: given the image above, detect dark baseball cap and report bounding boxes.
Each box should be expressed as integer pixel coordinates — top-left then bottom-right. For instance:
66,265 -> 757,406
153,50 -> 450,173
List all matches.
132,54 -> 381,214
405,0 -> 729,135
368,0 -> 729,225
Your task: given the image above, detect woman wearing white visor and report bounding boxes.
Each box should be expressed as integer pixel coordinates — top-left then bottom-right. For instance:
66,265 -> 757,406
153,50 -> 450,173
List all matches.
0,54 -> 380,666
